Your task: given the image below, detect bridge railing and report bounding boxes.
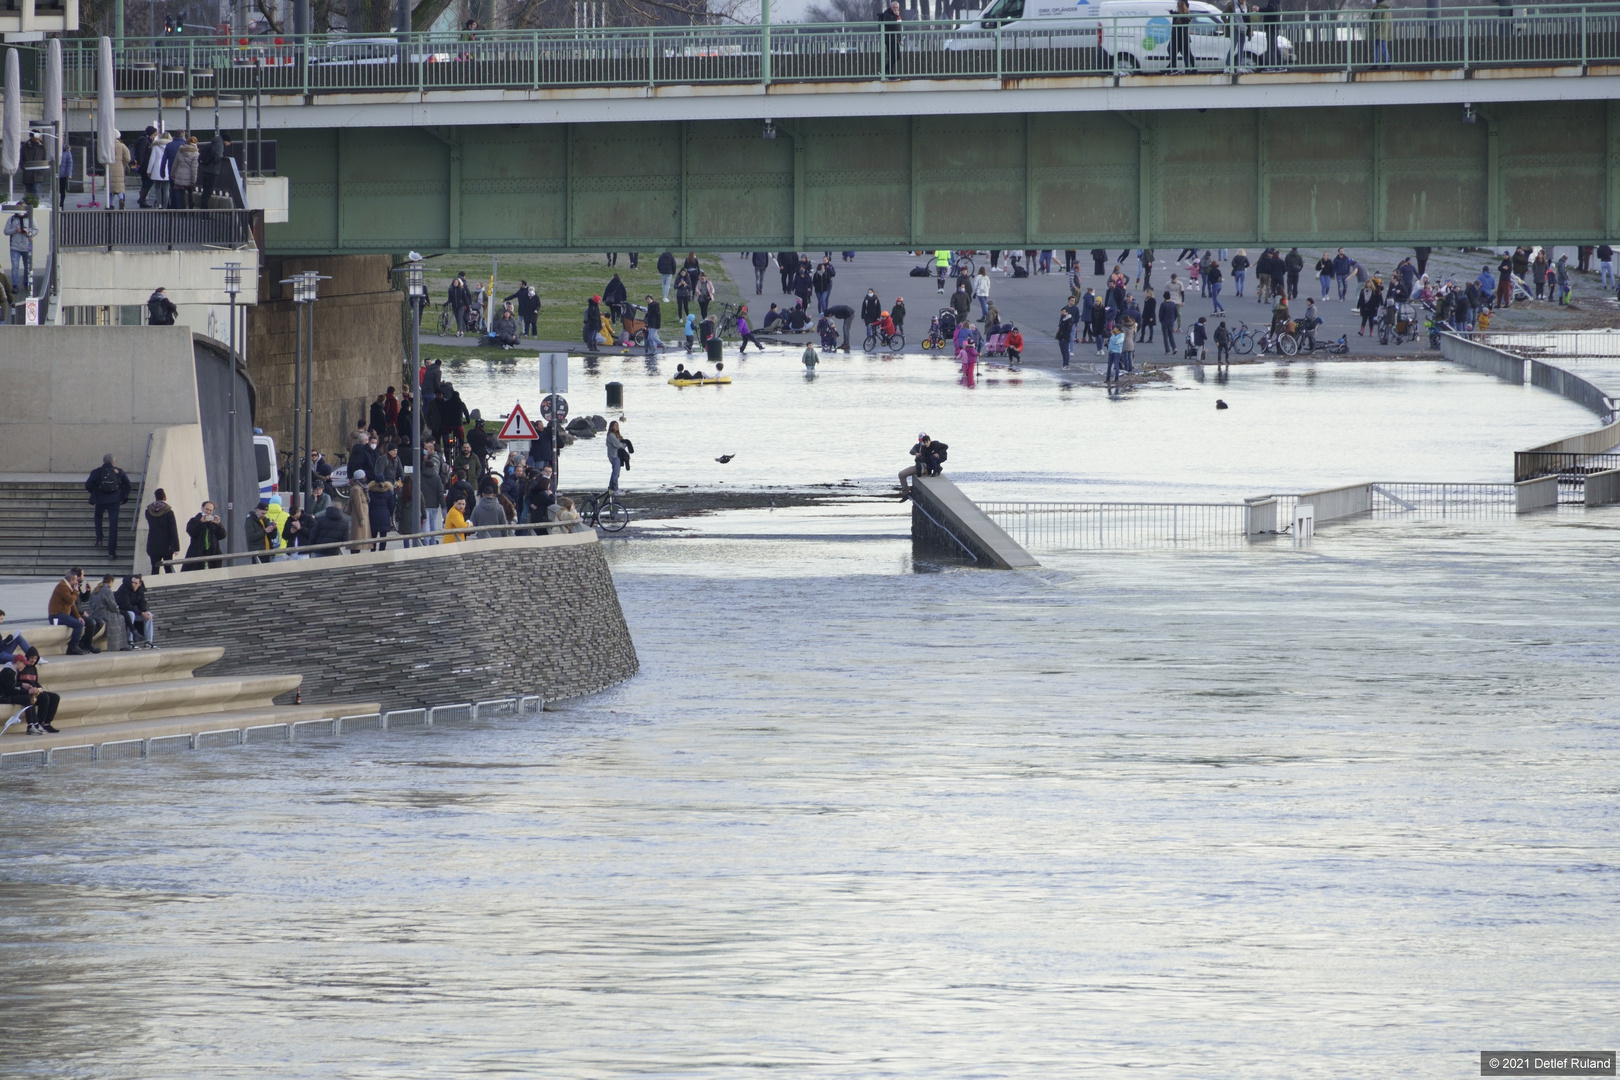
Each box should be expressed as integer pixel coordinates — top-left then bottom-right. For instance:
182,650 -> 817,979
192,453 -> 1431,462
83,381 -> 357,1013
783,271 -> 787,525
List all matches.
56,208 -> 254,250
56,5 -> 1620,96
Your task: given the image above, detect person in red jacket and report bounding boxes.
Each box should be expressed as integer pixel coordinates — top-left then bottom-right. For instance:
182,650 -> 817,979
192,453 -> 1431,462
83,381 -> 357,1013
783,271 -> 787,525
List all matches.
1005,326 -> 1024,368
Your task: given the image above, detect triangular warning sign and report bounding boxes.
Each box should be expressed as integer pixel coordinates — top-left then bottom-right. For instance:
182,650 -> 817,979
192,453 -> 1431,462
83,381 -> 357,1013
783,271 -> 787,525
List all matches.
497,403 -> 539,441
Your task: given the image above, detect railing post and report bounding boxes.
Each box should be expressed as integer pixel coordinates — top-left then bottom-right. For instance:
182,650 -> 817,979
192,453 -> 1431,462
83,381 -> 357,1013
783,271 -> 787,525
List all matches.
533,33 -> 541,89
301,35 -> 310,97
995,24 -> 1003,80
1581,8 -> 1588,68
648,28 -> 655,87
1462,8 -> 1469,70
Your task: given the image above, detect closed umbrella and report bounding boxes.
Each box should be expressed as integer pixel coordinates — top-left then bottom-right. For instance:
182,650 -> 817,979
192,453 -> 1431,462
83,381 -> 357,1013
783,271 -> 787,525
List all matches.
96,37 -> 115,207
43,38 -> 62,133
2,49 -> 20,192
97,38 -> 115,167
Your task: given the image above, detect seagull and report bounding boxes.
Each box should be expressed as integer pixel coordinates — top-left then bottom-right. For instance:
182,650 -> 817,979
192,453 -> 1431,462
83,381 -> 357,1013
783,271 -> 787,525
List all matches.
1215,400 -> 1229,410
715,454 -> 734,464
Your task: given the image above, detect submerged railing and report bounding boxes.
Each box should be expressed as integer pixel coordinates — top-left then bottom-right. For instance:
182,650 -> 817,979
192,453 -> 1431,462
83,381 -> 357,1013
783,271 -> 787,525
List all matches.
981,482 -> 1532,550
56,5 -> 1620,97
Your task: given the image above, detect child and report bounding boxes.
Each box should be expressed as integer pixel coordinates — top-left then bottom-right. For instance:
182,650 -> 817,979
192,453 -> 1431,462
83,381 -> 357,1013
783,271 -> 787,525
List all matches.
1192,317 -> 1208,361
1005,325 -> 1024,368
683,311 -> 697,353
1214,320 -> 1231,364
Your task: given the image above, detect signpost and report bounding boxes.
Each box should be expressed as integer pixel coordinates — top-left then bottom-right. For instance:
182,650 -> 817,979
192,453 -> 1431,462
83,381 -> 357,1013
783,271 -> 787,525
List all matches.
538,353 -> 568,489
496,402 -> 538,442
540,395 -> 568,424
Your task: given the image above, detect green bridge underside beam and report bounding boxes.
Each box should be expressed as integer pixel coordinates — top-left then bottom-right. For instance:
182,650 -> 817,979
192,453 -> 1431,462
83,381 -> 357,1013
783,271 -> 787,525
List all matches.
269,102 -> 1615,255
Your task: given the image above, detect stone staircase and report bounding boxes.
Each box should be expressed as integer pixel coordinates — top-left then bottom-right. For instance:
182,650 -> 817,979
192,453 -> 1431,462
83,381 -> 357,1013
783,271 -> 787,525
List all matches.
0,478 -> 144,578
1,625 -> 378,754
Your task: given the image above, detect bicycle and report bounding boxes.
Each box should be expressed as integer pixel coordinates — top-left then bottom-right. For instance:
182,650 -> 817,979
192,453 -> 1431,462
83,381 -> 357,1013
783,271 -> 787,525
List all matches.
577,489 -> 629,532
1229,321 -> 1256,355
715,301 -> 742,338
863,327 -> 906,353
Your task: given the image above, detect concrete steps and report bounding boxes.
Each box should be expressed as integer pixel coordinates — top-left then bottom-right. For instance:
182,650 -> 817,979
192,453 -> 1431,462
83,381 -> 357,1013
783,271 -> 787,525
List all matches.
34,647 -> 225,691
1,634 -> 375,753
0,479 -> 142,577
10,705 -> 380,755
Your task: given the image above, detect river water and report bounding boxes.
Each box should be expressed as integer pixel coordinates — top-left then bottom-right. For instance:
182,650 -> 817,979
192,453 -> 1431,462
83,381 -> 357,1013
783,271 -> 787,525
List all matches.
445,351 -> 1593,502
3,361 -> 1617,1078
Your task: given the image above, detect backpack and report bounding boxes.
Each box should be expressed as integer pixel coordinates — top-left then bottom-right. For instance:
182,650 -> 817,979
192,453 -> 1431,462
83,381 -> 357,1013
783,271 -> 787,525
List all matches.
1012,264 -> 1029,279
97,469 -> 121,496
909,265 -> 932,278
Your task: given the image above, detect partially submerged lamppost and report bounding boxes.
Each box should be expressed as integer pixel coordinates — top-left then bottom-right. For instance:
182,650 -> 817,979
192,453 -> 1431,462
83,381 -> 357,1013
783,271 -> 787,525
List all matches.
392,255 -> 427,540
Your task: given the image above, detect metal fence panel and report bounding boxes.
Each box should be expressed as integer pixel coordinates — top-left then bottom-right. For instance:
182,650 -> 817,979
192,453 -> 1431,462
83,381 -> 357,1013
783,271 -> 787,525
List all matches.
56,210 -> 254,250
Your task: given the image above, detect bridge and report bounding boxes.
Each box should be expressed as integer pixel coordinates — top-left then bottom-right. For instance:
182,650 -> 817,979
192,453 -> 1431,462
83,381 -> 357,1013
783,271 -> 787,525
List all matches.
40,7 -> 1620,252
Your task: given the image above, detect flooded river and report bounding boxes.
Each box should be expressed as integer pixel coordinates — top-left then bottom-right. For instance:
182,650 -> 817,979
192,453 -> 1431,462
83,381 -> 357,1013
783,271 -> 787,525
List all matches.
2,359 -> 1616,1078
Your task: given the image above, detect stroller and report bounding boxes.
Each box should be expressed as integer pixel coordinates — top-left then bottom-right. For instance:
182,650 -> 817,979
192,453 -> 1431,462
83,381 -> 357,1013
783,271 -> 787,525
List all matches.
983,330 -> 1009,357
923,309 -> 958,351
1378,300 -> 1420,346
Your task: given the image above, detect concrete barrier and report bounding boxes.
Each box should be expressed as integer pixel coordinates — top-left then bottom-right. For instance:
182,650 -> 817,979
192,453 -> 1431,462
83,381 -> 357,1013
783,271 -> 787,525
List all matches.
1293,483 -> 1371,524
911,477 -> 1040,569
145,531 -> 638,709
1515,476 -> 1559,513
1440,333 -> 1525,384
1585,469 -> 1620,507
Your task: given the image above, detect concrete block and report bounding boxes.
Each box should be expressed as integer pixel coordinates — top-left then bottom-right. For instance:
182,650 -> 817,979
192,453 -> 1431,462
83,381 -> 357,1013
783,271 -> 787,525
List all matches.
1515,476 -> 1559,513
1586,469 -> 1620,507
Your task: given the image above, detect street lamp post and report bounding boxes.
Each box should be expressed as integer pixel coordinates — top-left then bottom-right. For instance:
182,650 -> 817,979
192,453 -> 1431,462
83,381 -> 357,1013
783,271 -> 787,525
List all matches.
392,258 -> 427,542
215,261 -> 243,552
281,270 -> 326,512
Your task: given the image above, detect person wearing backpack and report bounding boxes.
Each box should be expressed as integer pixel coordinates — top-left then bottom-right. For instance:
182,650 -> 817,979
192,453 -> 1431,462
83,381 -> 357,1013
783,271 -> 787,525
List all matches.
84,454 -> 131,560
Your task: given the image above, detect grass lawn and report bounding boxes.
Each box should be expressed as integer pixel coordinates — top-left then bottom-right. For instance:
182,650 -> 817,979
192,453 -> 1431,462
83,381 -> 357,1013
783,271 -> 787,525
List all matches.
413,252 -> 743,350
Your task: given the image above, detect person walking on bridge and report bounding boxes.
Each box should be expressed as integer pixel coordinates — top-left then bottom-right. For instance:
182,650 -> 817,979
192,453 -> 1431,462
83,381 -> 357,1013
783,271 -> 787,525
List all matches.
751,251 -> 770,295
880,0 -> 903,74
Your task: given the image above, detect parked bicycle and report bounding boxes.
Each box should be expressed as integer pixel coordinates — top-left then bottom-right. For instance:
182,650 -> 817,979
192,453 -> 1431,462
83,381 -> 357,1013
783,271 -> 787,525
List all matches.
577,489 -> 629,532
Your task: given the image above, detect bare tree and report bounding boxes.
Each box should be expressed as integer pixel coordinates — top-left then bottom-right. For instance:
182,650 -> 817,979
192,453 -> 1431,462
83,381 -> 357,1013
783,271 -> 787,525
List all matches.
803,0 -> 880,20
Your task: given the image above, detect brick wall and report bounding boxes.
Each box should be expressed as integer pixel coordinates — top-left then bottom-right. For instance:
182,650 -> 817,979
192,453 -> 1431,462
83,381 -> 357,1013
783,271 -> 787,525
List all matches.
145,534 -> 639,711
246,254 -> 405,460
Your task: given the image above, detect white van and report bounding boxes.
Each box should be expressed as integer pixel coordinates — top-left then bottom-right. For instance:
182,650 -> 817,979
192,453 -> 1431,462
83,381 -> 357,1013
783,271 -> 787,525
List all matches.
957,0 -> 1287,70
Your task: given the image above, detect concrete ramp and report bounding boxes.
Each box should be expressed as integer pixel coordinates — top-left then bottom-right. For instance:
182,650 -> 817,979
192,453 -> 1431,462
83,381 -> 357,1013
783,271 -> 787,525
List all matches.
911,477 -> 1040,569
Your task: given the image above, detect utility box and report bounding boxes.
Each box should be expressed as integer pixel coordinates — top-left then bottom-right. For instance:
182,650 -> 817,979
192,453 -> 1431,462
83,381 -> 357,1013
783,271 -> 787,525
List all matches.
605,381 -> 623,408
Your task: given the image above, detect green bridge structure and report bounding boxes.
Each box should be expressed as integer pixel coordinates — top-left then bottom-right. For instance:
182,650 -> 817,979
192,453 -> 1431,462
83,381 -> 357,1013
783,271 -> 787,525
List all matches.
56,7 -> 1620,253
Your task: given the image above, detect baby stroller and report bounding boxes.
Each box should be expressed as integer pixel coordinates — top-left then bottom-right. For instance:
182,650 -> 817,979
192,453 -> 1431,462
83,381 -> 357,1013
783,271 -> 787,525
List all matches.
983,330 -> 1009,357
1378,300 -> 1420,346
923,309 -> 958,351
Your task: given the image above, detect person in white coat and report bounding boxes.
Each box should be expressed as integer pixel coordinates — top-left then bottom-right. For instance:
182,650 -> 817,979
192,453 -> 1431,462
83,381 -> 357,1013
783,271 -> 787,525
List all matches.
972,267 -> 992,322
145,133 -> 173,210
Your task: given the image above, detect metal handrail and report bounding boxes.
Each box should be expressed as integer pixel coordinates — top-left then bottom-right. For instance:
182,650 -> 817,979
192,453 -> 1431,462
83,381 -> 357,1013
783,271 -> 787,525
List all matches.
158,518 -> 576,570
57,5 -> 1620,95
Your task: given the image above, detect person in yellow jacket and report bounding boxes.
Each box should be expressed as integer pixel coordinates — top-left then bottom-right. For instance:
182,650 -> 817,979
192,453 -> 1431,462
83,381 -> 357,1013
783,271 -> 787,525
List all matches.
935,249 -> 950,294
443,496 -> 469,542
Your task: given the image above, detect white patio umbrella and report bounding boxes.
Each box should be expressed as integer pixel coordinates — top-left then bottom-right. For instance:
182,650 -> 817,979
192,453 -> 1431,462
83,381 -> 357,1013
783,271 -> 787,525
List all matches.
2,50 -> 20,193
2,49 -> 20,199
96,37 -> 116,207
43,38 -> 62,132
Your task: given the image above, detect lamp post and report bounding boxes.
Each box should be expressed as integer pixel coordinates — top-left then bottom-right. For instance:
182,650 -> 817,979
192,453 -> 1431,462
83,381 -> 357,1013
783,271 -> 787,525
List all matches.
391,257 -> 427,543
215,261 -> 243,551
281,270 -> 326,512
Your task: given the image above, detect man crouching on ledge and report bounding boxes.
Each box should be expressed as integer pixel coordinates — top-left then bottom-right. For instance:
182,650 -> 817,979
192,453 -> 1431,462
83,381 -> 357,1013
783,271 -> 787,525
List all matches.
898,433 -> 947,500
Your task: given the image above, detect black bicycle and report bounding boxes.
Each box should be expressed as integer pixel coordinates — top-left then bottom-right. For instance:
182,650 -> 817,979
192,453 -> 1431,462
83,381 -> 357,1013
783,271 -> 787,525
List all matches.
578,489 -> 629,532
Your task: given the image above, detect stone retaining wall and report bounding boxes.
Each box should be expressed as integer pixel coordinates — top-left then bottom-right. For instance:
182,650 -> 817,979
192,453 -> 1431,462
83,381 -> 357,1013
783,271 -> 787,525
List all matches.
145,533 -> 638,710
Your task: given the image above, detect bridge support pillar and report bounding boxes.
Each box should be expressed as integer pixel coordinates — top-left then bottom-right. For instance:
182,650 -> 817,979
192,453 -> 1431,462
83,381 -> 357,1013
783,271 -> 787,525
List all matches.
248,255 -> 405,465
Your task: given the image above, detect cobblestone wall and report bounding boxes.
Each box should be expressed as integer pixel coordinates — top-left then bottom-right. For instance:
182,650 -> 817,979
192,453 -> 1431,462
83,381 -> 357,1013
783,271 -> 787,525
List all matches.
145,535 -> 638,711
